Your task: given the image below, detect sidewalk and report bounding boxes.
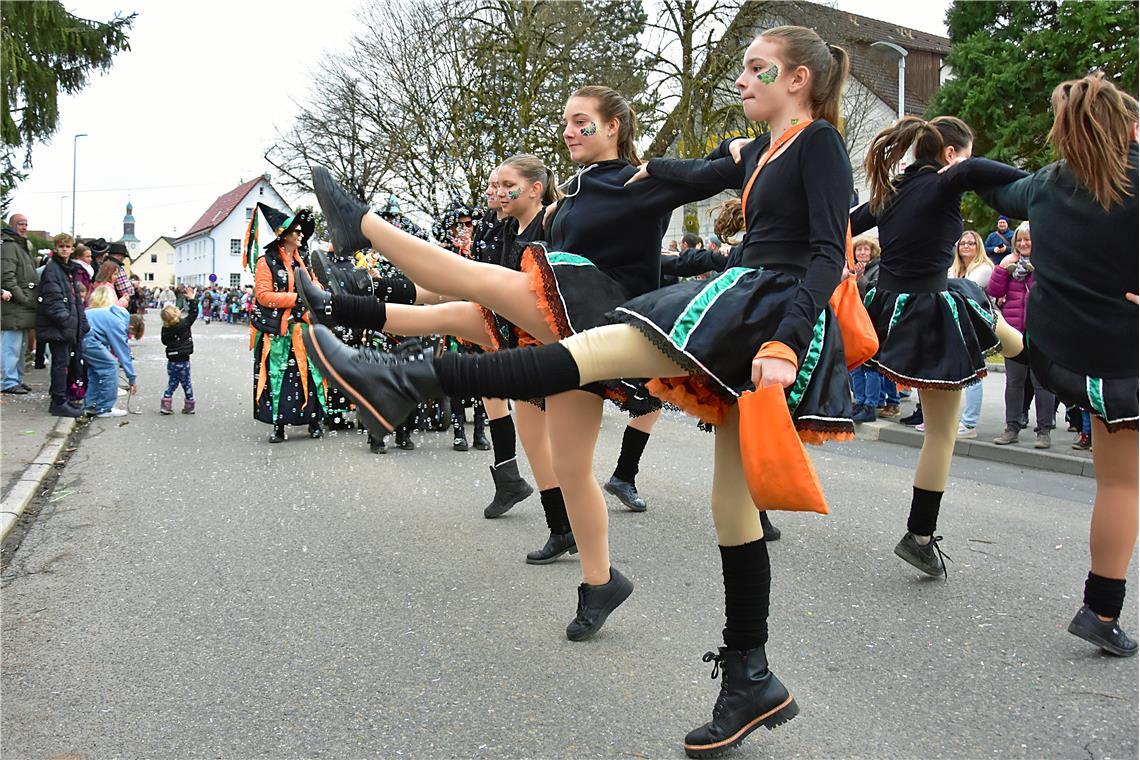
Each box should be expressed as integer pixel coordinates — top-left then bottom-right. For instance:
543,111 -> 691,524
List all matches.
0,365 -> 79,538
856,362 -> 1095,478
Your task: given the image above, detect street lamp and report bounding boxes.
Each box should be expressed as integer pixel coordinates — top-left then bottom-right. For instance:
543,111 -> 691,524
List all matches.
59,194 -> 69,234
871,41 -> 908,121
71,133 -> 88,236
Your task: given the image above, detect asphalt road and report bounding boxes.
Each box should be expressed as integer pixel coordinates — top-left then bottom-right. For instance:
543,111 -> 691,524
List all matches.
2,315 -> 1136,759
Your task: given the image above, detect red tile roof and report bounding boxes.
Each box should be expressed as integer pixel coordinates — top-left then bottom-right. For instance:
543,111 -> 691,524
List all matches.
176,177 -> 262,242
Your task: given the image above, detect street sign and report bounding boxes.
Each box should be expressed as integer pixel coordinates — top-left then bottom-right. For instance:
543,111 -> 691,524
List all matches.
208,273 -> 217,283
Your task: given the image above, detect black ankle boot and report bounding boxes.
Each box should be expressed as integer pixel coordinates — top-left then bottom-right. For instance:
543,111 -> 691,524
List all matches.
473,414 -> 490,450
526,531 -> 577,564
295,267 -> 334,328
311,166 -> 371,255
683,647 -> 798,758
395,427 -> 415,450
453,424 -> 469,451
759,512 -> 781,541
369,433 -> 388,454
565,567 -> 634,641
309,422 -> 323,439
604,475 -> 647,512
269,423 -> 286,444
303,324 -> 442,440
485,459 -> 534,518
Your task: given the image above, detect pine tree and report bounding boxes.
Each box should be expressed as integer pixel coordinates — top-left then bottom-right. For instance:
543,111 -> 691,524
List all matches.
1,2 -> 135,211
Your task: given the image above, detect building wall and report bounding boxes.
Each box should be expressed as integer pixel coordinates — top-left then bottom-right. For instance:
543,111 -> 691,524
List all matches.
131,238 -> 177,286
174,180 -> 291,287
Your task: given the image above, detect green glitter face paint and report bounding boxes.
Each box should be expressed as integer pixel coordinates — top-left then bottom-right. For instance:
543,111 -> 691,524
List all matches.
507,188 -> 522,199
758,64 -> 779,85
791,118 -> 800,125
580,122 -> 598,136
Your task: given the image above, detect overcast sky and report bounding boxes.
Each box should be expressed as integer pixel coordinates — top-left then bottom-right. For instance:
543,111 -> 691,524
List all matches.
11,0 -> 949,245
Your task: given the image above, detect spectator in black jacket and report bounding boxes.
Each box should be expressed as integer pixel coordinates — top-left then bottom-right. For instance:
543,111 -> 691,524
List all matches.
35,233 -> 88,417
160,288 -> 198,414
984,215 -> 1014,265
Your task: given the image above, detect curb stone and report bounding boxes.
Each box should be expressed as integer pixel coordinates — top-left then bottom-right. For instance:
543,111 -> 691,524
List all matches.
854,419 -> 1095,478
0,416 -> 78,540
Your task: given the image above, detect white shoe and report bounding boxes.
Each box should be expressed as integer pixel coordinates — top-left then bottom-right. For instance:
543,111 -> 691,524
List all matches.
957,424 -> 977,439
915,422 -> 925,432
117,387 -> 128,396
96,407 -> 128,418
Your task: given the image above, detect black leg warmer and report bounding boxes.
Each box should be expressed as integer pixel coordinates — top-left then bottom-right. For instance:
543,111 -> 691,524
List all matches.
489,415 -> 517,466
907,486 -> 943,536
435,343 -> 581,401
1085,572 -> 1127,620
331,293 -> 387,329
720,539 -> 771,651
540,487 -> 571,534
612,426 -> 650,486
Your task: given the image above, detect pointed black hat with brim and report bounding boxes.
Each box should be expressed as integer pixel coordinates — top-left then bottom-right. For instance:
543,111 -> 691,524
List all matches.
242,203 -> 316,272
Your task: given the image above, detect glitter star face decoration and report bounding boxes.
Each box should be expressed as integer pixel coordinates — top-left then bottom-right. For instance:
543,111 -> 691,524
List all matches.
757,63 -> 779,85
579,121 -> 598,137
507,188 -> 522,200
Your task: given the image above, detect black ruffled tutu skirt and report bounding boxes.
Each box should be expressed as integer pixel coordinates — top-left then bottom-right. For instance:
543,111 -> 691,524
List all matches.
863,278 -> 999,390
513,243 -> 661,417
607,266 -> 854,442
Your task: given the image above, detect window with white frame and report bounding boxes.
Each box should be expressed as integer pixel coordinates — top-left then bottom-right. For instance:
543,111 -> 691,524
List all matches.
230,239 -> 241,255
230,273 -> 241,288
145,273 -> 155,282
245,207 -> 254,219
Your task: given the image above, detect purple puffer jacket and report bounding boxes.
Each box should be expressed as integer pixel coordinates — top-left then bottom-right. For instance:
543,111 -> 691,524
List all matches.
986,258 -> 1034,331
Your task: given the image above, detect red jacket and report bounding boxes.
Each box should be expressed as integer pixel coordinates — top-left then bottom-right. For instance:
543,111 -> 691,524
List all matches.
986,256 -> 1035,331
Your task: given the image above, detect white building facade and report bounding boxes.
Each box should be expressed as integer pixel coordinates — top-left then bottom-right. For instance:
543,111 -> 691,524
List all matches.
173,175 -> 292,288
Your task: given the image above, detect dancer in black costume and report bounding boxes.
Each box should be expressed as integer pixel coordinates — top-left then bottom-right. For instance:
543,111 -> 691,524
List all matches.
850,115 -> 1027,577
304,27 -> 850,757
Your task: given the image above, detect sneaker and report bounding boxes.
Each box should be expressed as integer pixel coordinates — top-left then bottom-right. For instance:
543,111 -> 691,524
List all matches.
993,428 -> 1020,445
893,532 -> 949,578
957,424 -> 977,439
1,385 -> 29,395
1034,431 -> 1051,449
96,407 -> 129,418
877,404 -> 900,419
1072,432 -> 1091,450
915,422 -> 925,432
1067,605 -> 1138,657
851,404 -> 877,424
900,405 -> 924,427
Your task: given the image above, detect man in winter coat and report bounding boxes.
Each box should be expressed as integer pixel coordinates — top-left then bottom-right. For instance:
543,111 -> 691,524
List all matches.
984,216 -> 1014,266
35,233 -> 89,417
1,213 -> 38,393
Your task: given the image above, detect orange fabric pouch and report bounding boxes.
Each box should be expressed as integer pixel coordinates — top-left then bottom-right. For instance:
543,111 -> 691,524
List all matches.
830,226 -> 879,370
738,384 -> 829,514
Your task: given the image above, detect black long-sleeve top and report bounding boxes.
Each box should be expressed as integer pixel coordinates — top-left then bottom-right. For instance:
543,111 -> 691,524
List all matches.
979,142 -> 1138,379
646,120 -> 852,359
546,158 -> 737,299
499,207 -> 546,272
661,247 -> 729,282
850,157 -> 1029,279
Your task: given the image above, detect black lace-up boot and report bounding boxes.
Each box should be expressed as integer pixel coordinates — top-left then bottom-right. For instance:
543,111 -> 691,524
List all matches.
303,325 -> 442,440
311,166 -> 371,255
683,647 -> 799,758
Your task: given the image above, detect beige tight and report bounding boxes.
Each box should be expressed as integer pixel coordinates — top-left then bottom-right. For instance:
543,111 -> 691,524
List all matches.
516,401 -> 558,490
912,312 -> 1026,493
564,324 -> 763,548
